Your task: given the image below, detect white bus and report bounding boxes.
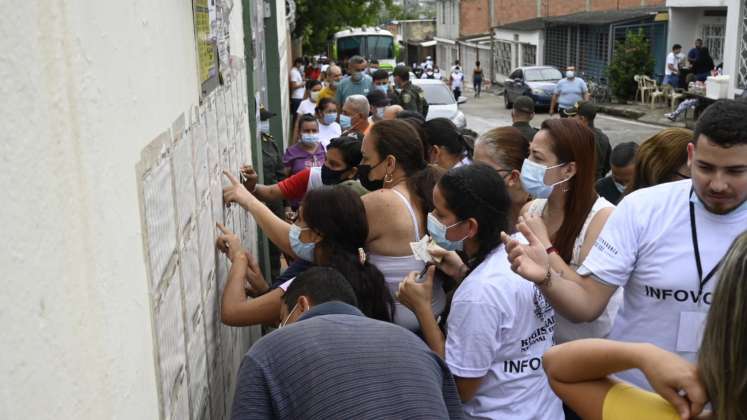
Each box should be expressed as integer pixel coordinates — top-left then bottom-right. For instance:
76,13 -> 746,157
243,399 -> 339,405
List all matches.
332,27 -> 398,70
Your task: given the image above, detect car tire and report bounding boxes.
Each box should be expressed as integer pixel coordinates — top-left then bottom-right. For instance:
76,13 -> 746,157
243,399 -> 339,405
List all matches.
504,91 -> 512,109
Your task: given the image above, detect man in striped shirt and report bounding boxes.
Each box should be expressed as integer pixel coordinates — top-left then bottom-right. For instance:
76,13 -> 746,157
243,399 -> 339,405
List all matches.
230,267 -> 463,419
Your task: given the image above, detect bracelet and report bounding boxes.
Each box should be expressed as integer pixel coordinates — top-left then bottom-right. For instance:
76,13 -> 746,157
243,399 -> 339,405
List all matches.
537,266 -> 553,288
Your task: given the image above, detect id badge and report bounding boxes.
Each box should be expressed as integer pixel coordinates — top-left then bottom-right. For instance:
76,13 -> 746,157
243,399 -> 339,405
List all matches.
676,311 -> 707,353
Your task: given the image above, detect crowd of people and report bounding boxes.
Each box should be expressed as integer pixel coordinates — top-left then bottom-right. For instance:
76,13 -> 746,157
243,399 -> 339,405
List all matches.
219,55 -> 747,419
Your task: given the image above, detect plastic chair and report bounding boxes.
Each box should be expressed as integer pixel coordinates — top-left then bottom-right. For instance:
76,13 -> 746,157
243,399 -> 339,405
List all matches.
670,87 -> 686,111
634,75 -> 645,103
650,82 -> 670,110
641,76 -> 657,105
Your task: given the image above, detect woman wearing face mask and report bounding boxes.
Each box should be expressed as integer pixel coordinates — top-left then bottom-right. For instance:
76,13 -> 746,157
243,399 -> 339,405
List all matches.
219,179 -> 395,326
358,119 -> 445,331
473,126 -> 531,229
284,114 -> 325,175
397,164 -> 563,419
315,98 -> 341,150
519,118 -> 622,344
240,136 -> 366,208
423,118 -> 473,169
292,80 -> 323,144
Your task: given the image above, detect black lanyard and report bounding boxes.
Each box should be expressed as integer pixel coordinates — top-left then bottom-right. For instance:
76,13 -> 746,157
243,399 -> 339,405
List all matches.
689,190 -> 720,296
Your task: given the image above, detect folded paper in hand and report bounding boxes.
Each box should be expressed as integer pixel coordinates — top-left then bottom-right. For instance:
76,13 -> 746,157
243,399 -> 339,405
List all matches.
410,235 -> 444,264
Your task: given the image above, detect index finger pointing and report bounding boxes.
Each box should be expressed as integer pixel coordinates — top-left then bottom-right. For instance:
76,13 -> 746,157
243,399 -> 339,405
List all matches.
222,170 -> 240,185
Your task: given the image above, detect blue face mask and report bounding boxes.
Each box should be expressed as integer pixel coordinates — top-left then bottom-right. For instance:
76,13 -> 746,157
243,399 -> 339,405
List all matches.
300,133 -> 319,145
375,84 -> 388,94
339,114 -> 352,129
289,224 -> 316,262
323,113 -> 337,125
520,159 -> 570,199
427,212 -> 465,251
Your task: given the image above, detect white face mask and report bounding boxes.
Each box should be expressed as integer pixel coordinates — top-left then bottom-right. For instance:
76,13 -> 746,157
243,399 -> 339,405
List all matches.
279,303 -> 299,328
614,181 -> 626,193
566,71 -> 575,79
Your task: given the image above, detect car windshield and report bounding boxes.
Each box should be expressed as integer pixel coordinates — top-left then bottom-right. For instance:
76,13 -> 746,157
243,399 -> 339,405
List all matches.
418,83 -> 455,105
524,68 -> 562,82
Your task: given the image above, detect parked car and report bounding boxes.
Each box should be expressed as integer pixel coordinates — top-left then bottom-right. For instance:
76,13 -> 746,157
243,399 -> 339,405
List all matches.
411,79 -> 468,129
503,66 -> 563,110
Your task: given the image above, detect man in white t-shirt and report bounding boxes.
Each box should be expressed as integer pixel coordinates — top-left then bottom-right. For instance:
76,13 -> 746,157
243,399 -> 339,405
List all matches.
506,99 -> 747,391
289,57 -> 306,119
664,44 -> 683,87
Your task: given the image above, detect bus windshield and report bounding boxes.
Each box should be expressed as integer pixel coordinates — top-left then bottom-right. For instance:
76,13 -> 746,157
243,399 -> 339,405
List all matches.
337,35 -> 394,61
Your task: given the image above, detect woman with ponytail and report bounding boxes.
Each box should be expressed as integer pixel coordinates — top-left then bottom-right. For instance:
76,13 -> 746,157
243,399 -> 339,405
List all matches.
423,117 -> 473,169
397,163 -> 563,419
358,119 -> 446,331
220,178 -> 393,325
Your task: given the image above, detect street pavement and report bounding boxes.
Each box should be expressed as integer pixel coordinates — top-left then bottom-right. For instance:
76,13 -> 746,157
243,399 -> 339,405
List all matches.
459,91 -> 663,148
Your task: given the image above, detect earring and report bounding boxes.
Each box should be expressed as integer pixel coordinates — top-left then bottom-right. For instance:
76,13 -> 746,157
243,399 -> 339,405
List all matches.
384,172 -> 394,183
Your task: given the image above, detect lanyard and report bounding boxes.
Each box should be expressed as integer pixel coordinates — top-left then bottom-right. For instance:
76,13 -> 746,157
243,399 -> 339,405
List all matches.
689,190 -> 721,296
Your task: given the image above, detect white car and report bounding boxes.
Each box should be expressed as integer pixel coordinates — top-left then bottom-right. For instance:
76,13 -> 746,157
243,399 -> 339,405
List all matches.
411,79 -> 468,129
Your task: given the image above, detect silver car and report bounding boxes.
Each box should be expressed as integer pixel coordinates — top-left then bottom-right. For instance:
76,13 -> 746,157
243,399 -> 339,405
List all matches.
411,79 -> 468,129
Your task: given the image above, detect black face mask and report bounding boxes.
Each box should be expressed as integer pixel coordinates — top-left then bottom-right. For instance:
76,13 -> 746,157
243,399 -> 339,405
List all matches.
321,164 -> 348,185
356,160 -> 385,191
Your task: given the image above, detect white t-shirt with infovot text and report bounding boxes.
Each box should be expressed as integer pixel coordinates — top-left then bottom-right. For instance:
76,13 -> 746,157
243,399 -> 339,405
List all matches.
445,241 -> 563,420
580,180 -> 747,390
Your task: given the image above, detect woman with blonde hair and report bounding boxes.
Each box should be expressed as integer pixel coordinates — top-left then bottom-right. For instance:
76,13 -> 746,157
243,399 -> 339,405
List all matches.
543,230 -> 747,420
629,127 -> 693,192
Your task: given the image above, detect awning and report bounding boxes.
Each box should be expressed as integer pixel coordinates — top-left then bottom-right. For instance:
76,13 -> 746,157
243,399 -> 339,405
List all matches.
420,40 -> 437,47
433,36 -> 456,45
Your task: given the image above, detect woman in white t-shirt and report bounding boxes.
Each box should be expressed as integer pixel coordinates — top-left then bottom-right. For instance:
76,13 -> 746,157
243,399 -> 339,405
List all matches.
292,80 -> 323,143
314,97 -> 342,150
398,163 -> 563,420
518,118 -> 621,343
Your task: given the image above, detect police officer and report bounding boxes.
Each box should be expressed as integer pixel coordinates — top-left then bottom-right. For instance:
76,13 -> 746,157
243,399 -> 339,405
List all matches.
391,65 -> 429,118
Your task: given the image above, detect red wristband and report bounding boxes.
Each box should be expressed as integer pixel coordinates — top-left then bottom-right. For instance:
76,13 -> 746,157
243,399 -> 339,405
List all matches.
546,246 -> 559,255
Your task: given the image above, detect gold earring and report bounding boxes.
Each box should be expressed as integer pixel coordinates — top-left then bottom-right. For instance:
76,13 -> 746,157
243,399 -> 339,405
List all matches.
384,172 -> 394,183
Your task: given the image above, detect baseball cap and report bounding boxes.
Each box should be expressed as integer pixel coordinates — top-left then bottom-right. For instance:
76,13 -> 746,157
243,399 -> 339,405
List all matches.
513,96 -> 535,114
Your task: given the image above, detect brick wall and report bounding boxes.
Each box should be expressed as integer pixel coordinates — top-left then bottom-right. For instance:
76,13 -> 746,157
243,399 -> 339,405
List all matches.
460,0 -> 491,37
487,0 -> 666,26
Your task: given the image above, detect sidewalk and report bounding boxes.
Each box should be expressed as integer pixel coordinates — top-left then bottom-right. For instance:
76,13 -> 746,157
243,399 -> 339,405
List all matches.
595,102 -> 693,129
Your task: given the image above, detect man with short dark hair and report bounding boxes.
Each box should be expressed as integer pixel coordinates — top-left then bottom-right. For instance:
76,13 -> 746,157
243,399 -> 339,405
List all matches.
664,44 -> 683,87
368,58 -> 380,74
367,89 -> 390,124
511,96 -> 539,143
596,141 -> 639,204
391,65 -> 429,117
371,69 -> 396,102
506,99 -> 747,392
571,101 -> 611,179
231,267 -> 464,419
289,57 -> 306,120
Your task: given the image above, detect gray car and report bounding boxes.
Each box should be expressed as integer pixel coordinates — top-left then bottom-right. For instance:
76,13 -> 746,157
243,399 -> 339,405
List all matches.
503,66 -> 563,110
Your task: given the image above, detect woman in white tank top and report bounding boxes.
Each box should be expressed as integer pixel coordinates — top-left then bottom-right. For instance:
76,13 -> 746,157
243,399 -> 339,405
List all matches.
518,119 -> 622,343
358,120 -> 446,331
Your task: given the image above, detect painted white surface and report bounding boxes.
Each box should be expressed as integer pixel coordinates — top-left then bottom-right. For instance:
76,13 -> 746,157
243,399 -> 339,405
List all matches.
0,1 -> 246,419
667,0 -> 727,7
722,0 -> 741,95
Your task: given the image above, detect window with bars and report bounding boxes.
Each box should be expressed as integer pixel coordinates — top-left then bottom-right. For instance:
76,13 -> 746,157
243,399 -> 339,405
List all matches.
702,24 -> 725,63
494,41 -> 512,76
522,44 -> 537,66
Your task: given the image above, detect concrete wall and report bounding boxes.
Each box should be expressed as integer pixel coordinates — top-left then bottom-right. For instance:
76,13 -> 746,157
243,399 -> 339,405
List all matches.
436,0 -> 460,40
0,1 -> 251,418
494,0 -> 667,25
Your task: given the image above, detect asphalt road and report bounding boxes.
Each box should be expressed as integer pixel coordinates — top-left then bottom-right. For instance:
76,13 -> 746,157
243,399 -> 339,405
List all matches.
459,91 -> 663,148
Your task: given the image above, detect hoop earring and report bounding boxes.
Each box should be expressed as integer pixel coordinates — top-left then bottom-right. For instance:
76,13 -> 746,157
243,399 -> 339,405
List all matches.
384,172 -> 394,184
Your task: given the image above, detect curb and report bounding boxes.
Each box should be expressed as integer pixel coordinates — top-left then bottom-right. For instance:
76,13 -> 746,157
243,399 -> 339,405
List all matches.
596,105 -> 645,120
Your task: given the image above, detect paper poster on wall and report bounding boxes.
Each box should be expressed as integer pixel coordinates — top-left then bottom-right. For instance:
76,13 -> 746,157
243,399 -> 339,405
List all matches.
194,0 -> 219,97
155,271 -> 188,420
193,121 -> 210,201
197,204 -> 214,296
179,231 -> 202,323
173,132 -> 197,232
186,315 -> 209,420
143,158 -> 177,288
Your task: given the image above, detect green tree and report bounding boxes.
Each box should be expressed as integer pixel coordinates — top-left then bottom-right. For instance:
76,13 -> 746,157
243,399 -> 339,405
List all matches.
606,29 -> 655,100
294,0 -> 393,53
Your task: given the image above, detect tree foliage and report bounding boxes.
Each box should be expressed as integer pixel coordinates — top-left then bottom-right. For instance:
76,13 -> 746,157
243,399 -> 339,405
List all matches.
293,0 -> 393,54
606,29 -> 655,100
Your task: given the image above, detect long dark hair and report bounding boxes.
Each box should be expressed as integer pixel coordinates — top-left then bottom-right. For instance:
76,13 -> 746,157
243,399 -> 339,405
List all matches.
369,119 -> 444,212
541,119 -> 597,263
423,118 -> 474,159
439,163 -> 511,270
301,186 -> 394,322
327,136 -> 363,168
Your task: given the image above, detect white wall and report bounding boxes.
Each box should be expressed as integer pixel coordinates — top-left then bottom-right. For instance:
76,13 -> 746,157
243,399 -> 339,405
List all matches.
723,0 -> 742,95
0,1 -> 245,418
